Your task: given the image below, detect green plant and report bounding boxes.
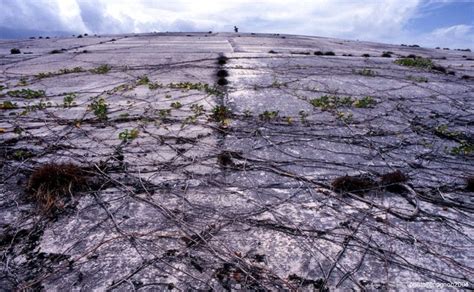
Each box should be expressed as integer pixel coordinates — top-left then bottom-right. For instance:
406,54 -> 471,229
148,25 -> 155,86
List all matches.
119,129 -> 139,141
170,101 -> 182,109
90,64 -> 111,74
353,96 -> 377,108
12,149 -> 34,161
450,141 -> 474,155
137,75 -> 150,85
158,109 -> 171,119
310,95 -> 353,111
357,68 -> 377,77
394,57 -> 433,69
7,89 -> 46,99
63,93 -> 76,108
259,110 -> 279,122
211,105 -> 232,122
21,99 -> 50,115
90,98 -> 108,120
11,48 -> 21,54
190,104 -> 205,115
36,67 -> 85,79
336,111 -> 353,123
0,101 -> 18,109
381,51 -> 392,58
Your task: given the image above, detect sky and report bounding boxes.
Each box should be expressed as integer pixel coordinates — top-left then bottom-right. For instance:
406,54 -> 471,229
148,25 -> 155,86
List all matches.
0,0 -> 473,49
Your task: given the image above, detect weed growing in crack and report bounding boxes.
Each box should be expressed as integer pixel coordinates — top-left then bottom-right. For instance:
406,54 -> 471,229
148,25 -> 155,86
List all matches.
190,104 -> 205,115
90,64 -> 111,74
336,111 -> 353,123
353,96 -> 377,108
259,110 -> 279,122
21,99 -> 51,115
63,93 -> 76,108
7,89 -> 46,99
137,75 -> 150,85
89,98 -> 108,120
310,95 -> 353,111
0,101 -> 18,109
211,105 -> 232,123
170,101 -> 182,109
118,129 -> 139,141
36,67 -> 85,79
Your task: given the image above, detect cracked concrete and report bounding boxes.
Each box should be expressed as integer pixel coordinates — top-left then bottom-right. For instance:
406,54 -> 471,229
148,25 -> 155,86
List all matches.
0,32 -> 473,290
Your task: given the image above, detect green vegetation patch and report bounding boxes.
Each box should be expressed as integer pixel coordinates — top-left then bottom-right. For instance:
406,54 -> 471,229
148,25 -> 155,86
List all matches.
7,89 -> 46,99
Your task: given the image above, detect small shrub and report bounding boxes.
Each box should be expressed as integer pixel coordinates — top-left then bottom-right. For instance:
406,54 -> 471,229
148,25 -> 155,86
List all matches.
10,48 -> 21,54
381,52 -> 392,58
324,51 -> 335,56
90,64 -> 111,74
332,175 -> 375,193
450,141 -> 474,155
394,57 -> 434,69
314,51 -> 323,56
362,54 -> 370,58
268,50 -> 278,54
27,163 -> 87,214
11,149 -> 34,161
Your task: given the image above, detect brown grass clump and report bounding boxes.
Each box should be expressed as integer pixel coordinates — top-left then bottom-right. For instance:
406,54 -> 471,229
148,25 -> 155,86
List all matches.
380,170 -> 408,185
27,163 -> 87,213
380,170 -> 408,193
332,175 -> 375,193
466,176 -> 474,192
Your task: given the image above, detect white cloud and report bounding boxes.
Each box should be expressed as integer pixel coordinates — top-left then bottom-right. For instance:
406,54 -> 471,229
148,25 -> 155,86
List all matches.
0,0 -> 472,48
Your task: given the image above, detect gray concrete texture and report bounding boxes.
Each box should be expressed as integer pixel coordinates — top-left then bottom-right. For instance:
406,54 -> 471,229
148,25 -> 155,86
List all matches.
0,32 -> 473,290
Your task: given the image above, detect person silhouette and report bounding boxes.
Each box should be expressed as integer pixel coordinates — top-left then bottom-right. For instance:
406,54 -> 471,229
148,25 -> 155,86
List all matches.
234,26 -> 239,33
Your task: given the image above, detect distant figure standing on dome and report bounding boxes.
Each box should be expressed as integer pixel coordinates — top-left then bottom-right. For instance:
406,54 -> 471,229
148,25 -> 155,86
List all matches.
234,26 -> 239,33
